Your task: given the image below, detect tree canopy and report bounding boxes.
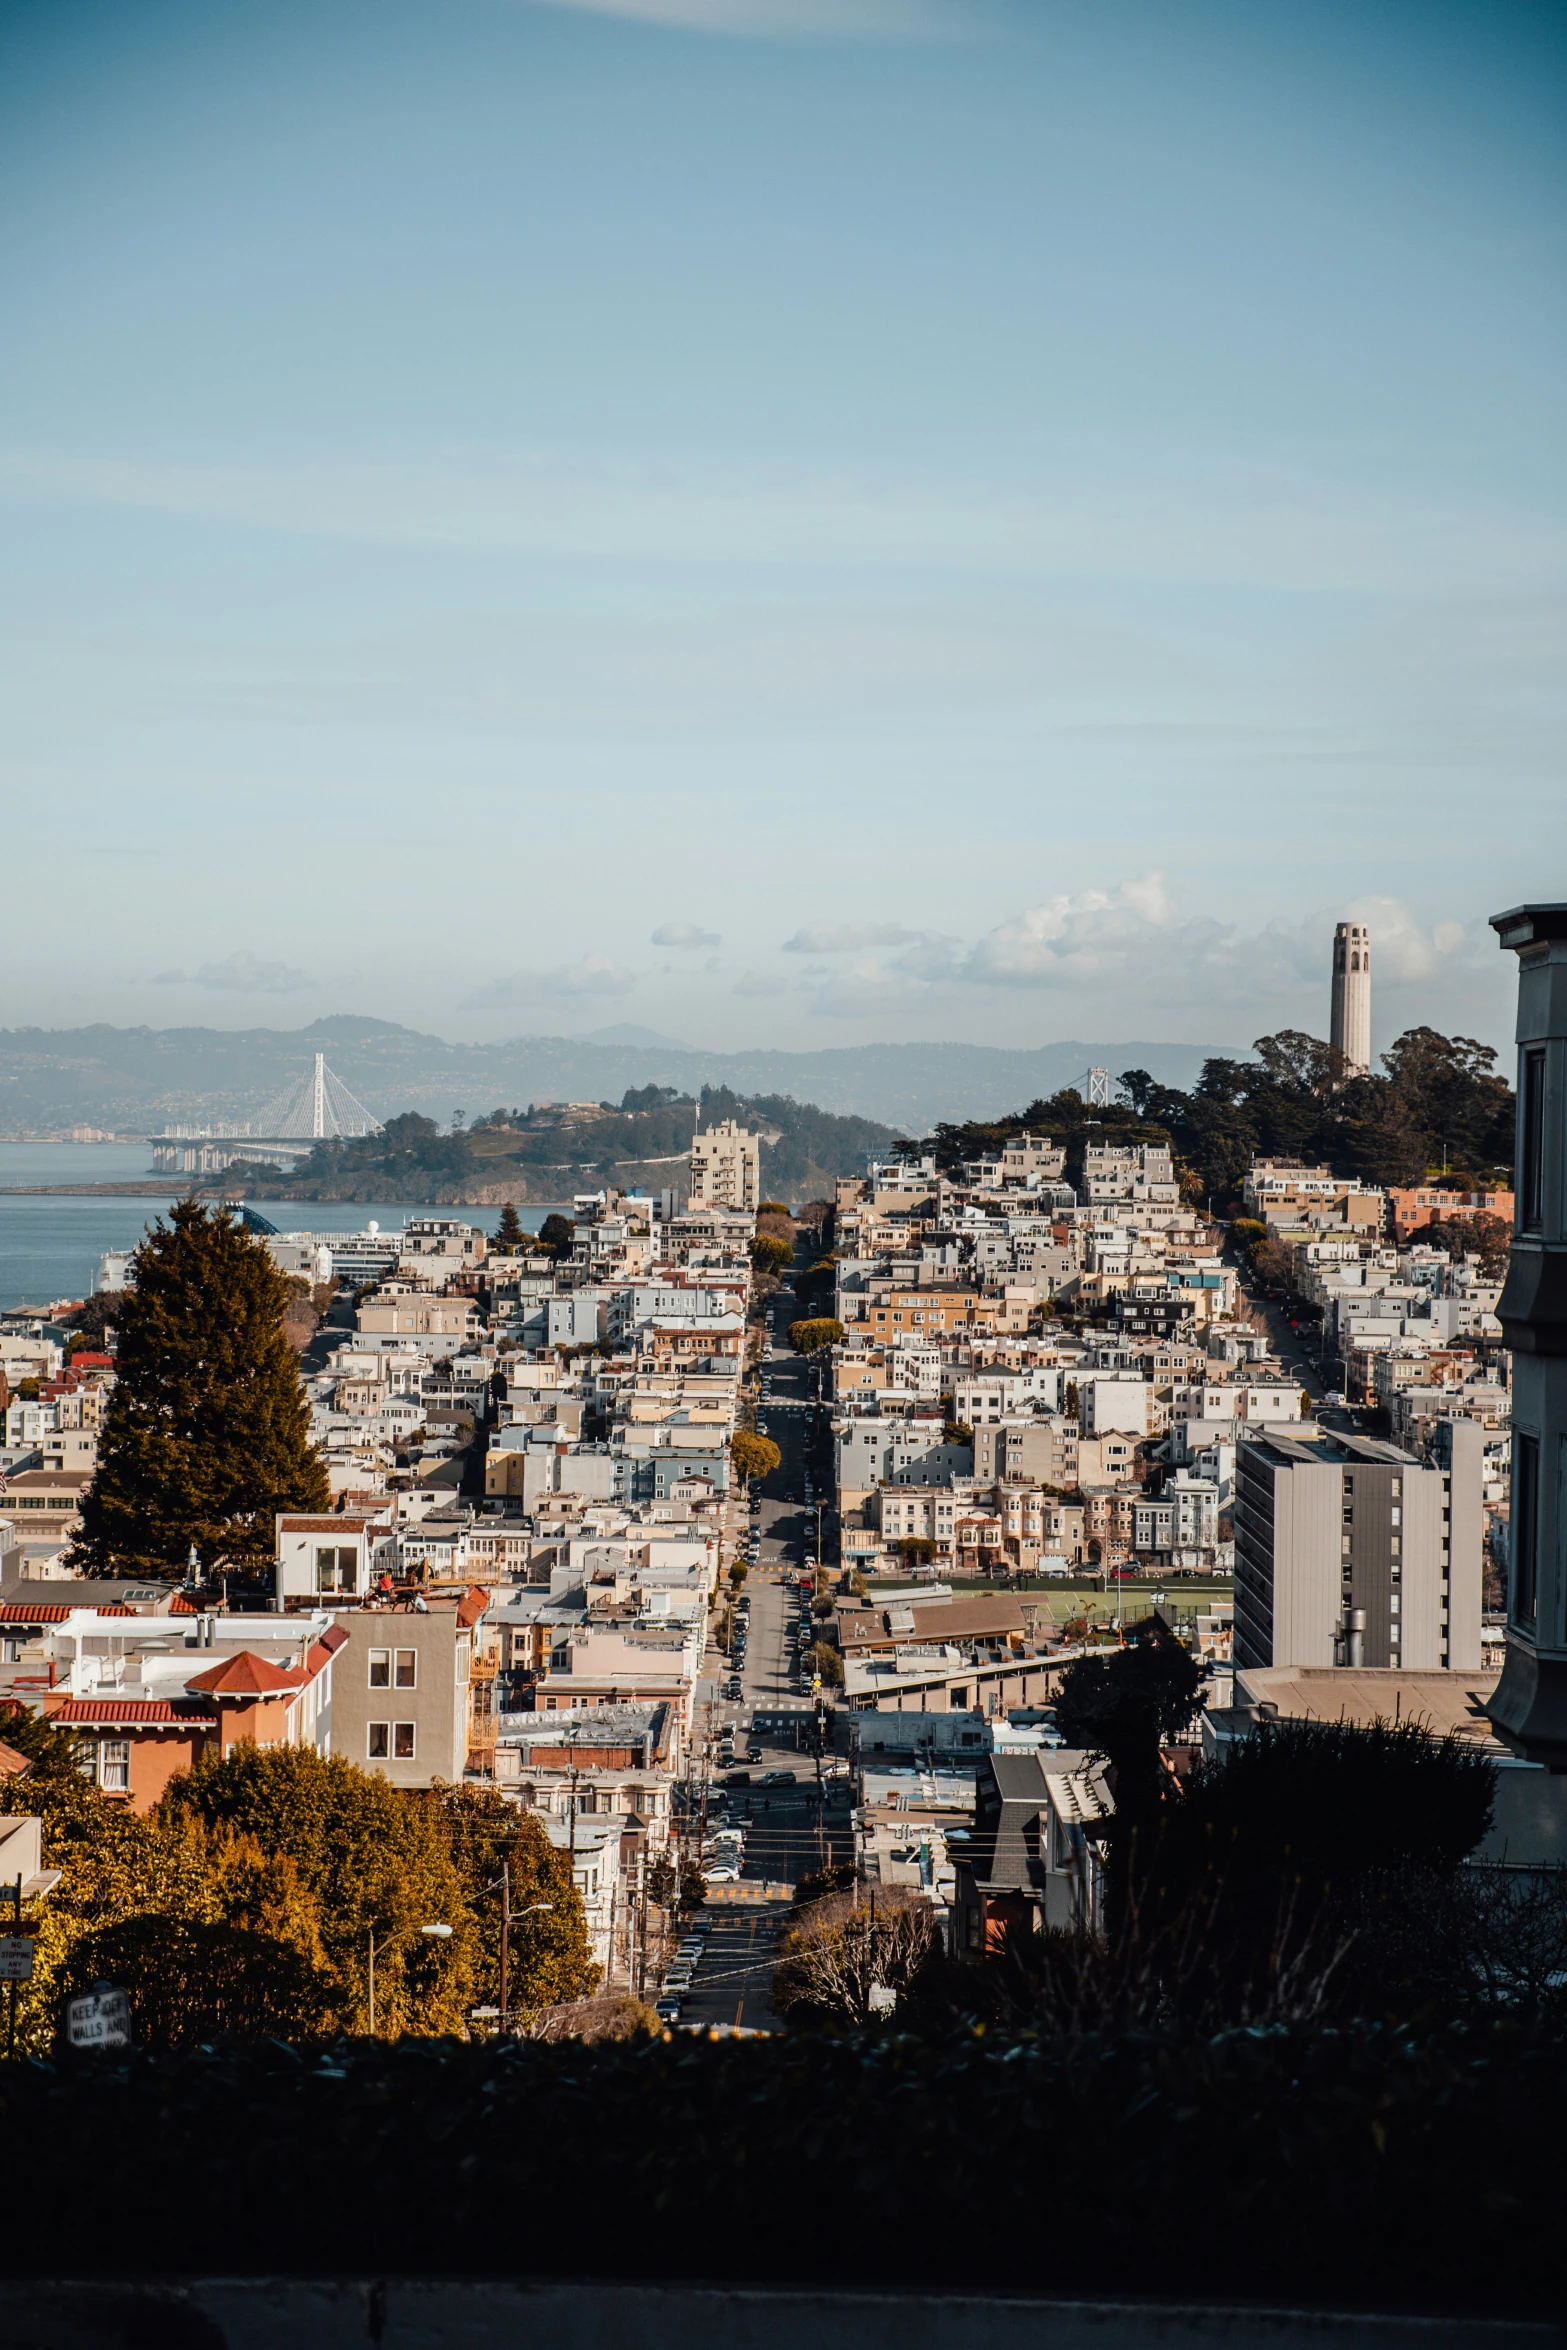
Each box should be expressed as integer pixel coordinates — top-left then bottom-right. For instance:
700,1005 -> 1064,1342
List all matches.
731,1430 -> 781,1482
72,1199 -> 328,1579
900,1027 -> 1513,1203
1121,1026 -> 1514,1196
3,1741 -> 598,2053
788,1317 -> 843,1354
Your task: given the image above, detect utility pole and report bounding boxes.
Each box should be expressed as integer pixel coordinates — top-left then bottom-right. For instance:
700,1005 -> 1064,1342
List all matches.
7,1872 -> 19,2060
499,1862 -> 510,2029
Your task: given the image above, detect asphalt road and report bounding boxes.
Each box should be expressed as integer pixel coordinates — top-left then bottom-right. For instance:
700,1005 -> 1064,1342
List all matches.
660,1273 -> 852,2029
673,1899 -> 790,2031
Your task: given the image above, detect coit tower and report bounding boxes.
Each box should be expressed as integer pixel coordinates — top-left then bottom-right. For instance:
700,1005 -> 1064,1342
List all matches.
1330,921 -> 1371,1075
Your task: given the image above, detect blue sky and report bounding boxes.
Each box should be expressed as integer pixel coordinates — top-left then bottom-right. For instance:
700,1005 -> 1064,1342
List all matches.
1,0 -> 1561,1062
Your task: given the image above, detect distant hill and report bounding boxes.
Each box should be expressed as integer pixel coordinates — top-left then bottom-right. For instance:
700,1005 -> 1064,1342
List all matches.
0,1019 -> 1242,1139
221,1087 -> 897,1207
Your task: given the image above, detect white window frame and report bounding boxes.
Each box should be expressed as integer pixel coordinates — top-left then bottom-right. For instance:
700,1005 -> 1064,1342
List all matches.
368,1721 -> 390,1759
394,1648 -> 417,1690
99,1738 -> 131,1791
393,1721 -> 417,1761
369,1648 -> 391,1688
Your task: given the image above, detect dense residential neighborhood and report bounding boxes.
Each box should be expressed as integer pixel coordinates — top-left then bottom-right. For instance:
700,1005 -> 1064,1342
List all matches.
2,919 -> 1559,2039
1,910 -> 1566,2339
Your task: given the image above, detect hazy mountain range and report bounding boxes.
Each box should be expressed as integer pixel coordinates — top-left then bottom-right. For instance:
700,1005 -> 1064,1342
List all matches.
0,1018 -> 1241,1138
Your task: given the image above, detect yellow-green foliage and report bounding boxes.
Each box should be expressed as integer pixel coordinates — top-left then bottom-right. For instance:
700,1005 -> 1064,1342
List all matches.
3,1743 -> 597,2053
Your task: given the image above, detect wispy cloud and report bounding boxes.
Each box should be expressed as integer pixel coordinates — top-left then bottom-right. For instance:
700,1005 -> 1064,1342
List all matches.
526,0 -> 959,40
459,951 -> 636,1010
3,444 -> 1559,600
653,920 -> 722,947
152,950 -> 312,996
783,920 -> 923,954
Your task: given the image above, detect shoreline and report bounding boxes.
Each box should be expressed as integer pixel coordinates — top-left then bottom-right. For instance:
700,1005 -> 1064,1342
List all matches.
0,1182 -> 190,1197
0,1182 -> 578,1209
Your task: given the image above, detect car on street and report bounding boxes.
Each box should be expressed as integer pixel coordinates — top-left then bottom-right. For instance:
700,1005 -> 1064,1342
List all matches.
746,1744 -> 763,1762
706,1863 -> 741,1883
721,1770 -> 752,1787
725,1679 -> 742,1699
759,1769 -> 796,1786
655,1997 -> 682,2022
663,1966 -> 694,1991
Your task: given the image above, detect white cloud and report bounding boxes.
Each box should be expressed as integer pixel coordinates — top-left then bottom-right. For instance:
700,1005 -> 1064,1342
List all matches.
653,920 -> 722,947
783,920 -> 924,954
788,878 -> 1488,1031
961,876 -> 1209,990
152,950 -> 312,995
459,952 -> 636,1010
959,875 -> 1484,1010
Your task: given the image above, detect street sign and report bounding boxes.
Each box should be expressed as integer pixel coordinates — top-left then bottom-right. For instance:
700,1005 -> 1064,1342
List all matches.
0,1938 -> 34,1981
67,1986 -> 132,2049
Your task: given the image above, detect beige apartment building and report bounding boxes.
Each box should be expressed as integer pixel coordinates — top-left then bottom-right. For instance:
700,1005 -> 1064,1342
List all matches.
688,1119 -> 761,1213
355,1290 -> 482,1341
328,1601 -> 482,1787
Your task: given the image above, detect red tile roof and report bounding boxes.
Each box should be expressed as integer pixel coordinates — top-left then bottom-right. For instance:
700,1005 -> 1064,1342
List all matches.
0,1604 -> 135,1623
0,1738 -> 31,1777
277,1516 -> 374,1534
48,1698 -> 213,1726
457,1584 -> 490,1629
186,1651 -> 304,1697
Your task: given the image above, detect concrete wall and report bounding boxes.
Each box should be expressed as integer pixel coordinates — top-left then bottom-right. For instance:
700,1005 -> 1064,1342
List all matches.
0,2279 -> 1540,2350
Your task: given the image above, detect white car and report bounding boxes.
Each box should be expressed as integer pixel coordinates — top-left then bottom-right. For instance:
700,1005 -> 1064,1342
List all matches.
706,1864 -> 742,1883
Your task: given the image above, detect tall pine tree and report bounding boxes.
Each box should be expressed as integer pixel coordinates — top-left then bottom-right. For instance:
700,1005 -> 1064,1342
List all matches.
74,1200 -> 329,1579
492,1201 -> 526,1253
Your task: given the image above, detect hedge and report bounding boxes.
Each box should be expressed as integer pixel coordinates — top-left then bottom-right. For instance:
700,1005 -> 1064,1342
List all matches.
2,2023 -> 1561,2312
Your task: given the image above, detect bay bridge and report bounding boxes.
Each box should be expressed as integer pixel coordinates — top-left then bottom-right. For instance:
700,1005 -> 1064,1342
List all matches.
149,1054 -> 382,1174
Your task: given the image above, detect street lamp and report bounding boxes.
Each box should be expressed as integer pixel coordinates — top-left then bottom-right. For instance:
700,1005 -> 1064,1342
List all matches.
367,1920 -> 451,2036
494,1873 -> 554,2031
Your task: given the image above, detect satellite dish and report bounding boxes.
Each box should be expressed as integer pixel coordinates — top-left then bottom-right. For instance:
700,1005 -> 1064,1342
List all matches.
367,1220 -> 380,1235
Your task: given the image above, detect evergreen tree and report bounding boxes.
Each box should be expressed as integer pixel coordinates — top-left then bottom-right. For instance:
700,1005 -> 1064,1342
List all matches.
492,1200 -> 526,1253
73,1199 -> 329,1579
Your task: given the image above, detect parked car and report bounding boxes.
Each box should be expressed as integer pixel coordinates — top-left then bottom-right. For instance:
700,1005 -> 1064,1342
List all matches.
721,1770 -> 752,1787
655,1997 -> 682,2022
706,1864 -> 741,1883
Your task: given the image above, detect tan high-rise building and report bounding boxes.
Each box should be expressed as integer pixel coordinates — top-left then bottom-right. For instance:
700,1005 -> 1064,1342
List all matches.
688,1118 -> 760,1213
1330,921 -> 1371,1075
